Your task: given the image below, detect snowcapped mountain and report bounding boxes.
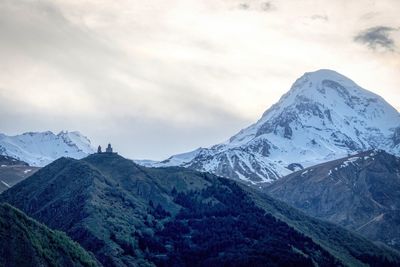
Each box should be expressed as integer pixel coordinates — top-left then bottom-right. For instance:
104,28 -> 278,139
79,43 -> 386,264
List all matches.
145,69 -> 400,183
0,131 -> 95,167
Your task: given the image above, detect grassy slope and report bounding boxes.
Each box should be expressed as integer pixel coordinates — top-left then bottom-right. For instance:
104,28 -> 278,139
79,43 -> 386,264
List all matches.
264,150 -> 400,251
0,203 -> 101,267
247,187 -> 400,266
1,153 -> 400,266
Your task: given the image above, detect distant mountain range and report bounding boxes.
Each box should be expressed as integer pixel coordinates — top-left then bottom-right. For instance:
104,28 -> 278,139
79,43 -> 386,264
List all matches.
2,70 -> 398,185
2,153 -> 399,266
0,203 -> 100,267
0,155 -> 39,193
265,149 -> 400,251
0,131 -> 94,166
1,69 -> 400,266
141,69 -> 400,184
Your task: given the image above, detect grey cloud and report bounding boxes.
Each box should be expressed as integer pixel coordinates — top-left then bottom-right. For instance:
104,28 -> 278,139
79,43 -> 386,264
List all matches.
238,1 -> 275,11
261,2 -> 274,11
0,0 -> 123,86
354,26 -> 399,51
360,12 -> 379,20
0,0 -> 253,160
0,0 -> 243,117
239,3 -> 250,10
311,14 -> 328,21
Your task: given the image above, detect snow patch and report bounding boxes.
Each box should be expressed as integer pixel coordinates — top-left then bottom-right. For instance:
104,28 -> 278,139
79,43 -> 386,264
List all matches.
1,180 -> 10,188
340,156 -> 360,168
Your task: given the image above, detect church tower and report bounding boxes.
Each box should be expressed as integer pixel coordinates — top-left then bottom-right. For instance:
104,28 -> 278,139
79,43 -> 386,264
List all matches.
105,143 -> 113,153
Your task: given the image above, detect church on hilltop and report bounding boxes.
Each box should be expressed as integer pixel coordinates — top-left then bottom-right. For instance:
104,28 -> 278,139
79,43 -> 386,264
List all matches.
97,143 -> 117,154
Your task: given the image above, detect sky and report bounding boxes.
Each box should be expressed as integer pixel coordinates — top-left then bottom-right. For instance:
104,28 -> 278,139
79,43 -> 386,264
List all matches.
0,0 -> 399,160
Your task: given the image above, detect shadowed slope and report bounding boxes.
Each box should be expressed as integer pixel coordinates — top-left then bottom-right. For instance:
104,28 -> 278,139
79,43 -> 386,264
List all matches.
0,203 -> 100,267
265,150 -> 400,250
1,153 -> 400,266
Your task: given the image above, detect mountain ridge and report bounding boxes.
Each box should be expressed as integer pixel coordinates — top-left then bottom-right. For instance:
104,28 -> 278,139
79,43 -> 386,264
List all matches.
1,152 -> 400,266
142,69 -> 400,184
265,149 -> 400,250
0,130 -> 94,167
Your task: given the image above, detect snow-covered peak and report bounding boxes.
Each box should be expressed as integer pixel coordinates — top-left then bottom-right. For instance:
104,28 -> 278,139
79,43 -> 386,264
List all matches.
266,69 -> 394,118
0,131 -> 95,166
301,69 -> 357,86
148,70 -> 400,184
231,69 -> 400,145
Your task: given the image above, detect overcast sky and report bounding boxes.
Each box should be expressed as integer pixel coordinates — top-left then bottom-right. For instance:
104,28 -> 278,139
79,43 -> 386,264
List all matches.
0,0 -> 399,160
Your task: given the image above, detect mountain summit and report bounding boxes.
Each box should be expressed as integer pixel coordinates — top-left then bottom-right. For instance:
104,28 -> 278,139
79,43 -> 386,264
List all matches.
147,69 -> 400,183
0,131 -> 94,167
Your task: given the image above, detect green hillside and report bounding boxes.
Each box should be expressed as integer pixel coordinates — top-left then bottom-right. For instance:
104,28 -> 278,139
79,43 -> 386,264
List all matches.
0,203 -> 100,267
1,153 -> 399,266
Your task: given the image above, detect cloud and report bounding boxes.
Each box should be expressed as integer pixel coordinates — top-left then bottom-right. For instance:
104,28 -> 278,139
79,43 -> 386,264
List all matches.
238,3 -> 250,10
310,14 -> 328,22
261,1 -> 274,11
237,1 -> 275,11
354,26 -> 399,51
360,12 -> 379,21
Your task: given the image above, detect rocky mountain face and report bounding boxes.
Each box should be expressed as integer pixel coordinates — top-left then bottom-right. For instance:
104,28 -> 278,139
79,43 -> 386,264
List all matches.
0,131 -> 94,166
0,155 -> 39,193
0,154 -> 28,166
145,69 -> 400,184
1,153 -> 400,266
265,150 -> 400,250
0,203 -> 100,267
